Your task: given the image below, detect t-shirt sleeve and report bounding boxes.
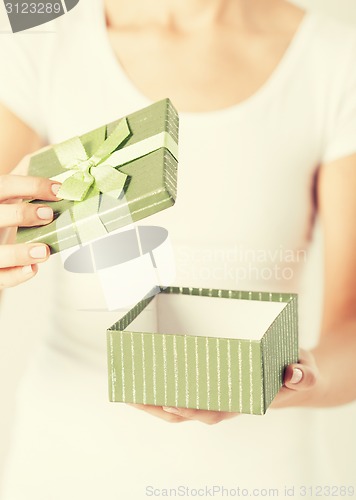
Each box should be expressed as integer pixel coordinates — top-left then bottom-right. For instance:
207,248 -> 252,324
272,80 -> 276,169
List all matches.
0,31 -> 48,140
322,39 -> 356,164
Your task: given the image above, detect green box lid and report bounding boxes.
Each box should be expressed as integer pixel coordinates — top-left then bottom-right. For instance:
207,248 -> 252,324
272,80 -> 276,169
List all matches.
16,98 -> 178,254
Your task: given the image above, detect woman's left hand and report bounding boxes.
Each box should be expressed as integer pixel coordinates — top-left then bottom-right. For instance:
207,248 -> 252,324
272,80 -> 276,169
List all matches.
128,348 -> 321,424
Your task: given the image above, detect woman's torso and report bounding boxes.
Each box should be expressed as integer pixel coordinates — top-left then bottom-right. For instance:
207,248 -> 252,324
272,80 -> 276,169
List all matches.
35,0 -> 344,363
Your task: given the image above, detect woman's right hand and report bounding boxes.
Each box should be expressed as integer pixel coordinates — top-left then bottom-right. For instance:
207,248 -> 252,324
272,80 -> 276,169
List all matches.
0,172 -> 61,289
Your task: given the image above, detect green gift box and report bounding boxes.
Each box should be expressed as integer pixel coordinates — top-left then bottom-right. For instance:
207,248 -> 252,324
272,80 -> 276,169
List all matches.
17,99 -> 178,253
107,287 -> 298,415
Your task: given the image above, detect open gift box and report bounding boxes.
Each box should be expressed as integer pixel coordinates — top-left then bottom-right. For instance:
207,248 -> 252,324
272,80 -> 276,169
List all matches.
107,287 -> 298,415
16,98 -> 178,253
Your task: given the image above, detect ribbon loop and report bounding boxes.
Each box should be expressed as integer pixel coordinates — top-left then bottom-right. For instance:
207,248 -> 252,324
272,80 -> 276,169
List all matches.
54,118 -> 131,202
91,165 -> 127,195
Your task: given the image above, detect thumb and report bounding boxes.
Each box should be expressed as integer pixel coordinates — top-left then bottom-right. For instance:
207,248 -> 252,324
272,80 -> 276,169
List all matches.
284,363 -> 317,391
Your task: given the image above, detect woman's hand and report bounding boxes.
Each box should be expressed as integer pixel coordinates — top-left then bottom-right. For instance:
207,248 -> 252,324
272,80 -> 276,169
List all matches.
128,403 -> 239,425
128,348 -> 320,424
0,170 -> 61,289
270,348 -> 321,408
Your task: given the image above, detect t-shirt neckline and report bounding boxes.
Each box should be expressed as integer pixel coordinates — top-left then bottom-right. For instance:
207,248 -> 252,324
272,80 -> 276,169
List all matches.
97,6 -> 314,120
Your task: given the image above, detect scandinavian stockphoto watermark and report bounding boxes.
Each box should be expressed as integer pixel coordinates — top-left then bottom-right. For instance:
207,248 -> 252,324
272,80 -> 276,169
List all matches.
3,0 -> 79,32
177,245 -> 307,285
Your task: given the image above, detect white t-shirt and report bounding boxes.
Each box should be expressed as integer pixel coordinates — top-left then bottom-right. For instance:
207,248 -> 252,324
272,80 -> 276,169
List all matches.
0,1 -> 356,499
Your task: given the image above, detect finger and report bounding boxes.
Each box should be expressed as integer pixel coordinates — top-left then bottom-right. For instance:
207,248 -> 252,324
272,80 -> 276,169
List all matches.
0,243 -> 50,269
0,264 -> 38,290
127,404 -> 189,423
162,407 -> 238,425
283,363 -> 318,392
0,175 -> 61,202
0,203 -> 54,229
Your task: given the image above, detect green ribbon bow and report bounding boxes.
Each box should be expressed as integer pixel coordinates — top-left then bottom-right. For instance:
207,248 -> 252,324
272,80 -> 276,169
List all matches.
54,118 -> 131,202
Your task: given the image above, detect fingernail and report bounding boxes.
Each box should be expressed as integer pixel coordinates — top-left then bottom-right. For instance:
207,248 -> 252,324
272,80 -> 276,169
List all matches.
51,184 -> 61,196
162,407 -> 180,414
290,368 -> 303,384
37,207 -> 53,220
22,265 -> 34,274
29,246 -> 47,259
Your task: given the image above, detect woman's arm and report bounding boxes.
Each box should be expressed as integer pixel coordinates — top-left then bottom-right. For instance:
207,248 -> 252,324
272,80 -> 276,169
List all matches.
308,152 -> 356,406
272,153 -> 356,409
0,103 -> 43,173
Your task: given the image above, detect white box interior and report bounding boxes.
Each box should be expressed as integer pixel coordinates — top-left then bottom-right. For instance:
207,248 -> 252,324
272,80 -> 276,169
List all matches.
127,294 -> 286,340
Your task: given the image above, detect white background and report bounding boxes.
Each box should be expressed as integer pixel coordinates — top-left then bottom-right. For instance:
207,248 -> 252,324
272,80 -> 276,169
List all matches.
0,0 -> 356,489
